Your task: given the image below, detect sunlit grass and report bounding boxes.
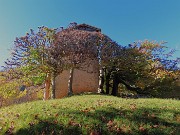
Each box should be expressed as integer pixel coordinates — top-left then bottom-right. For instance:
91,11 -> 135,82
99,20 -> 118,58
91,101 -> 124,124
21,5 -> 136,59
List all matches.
0,94 -> 179,135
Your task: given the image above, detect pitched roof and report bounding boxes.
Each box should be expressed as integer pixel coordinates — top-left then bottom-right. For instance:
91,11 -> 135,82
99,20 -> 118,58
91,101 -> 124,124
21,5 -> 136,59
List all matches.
74,23 -> 101,32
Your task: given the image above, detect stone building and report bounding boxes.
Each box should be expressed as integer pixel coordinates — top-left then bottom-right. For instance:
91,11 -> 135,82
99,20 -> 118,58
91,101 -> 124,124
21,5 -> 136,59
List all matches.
55,24 -> 101,98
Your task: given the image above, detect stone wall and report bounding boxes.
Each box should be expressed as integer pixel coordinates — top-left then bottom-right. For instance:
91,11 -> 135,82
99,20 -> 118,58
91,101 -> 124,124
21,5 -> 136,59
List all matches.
55,60 -> 99,98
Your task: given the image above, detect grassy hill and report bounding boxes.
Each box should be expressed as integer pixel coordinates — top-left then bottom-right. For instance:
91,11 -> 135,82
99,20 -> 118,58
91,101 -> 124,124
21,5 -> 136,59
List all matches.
0,94 -> 180,135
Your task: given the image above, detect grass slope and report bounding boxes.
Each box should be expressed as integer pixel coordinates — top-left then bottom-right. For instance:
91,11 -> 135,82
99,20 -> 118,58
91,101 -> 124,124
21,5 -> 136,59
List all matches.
0,94 -> 180,135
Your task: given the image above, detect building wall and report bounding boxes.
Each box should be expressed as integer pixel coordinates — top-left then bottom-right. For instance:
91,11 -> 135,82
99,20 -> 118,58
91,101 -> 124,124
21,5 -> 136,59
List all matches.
55,60 -> 99,98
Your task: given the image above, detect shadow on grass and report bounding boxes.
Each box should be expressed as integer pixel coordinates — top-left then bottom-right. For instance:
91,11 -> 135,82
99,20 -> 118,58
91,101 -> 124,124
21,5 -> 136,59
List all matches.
15,119 -> 83,135
14,107 -> 180,135
68,108 -> 179,135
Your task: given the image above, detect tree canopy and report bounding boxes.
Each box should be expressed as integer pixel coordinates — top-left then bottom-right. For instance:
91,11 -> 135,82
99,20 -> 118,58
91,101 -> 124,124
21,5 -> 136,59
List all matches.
2,23 -> 180,100
104,40 -> 180,97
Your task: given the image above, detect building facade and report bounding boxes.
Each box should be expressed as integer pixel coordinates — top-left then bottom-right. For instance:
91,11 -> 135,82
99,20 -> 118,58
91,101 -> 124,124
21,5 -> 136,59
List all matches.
55,24 -> 100,98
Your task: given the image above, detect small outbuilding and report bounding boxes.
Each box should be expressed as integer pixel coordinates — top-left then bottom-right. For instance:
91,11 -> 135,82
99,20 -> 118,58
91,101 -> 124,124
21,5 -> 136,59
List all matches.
55,24 -> 101,98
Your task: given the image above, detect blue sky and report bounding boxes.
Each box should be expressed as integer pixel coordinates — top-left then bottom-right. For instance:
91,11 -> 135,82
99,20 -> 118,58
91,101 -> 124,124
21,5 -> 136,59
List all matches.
0,0 -> 180,68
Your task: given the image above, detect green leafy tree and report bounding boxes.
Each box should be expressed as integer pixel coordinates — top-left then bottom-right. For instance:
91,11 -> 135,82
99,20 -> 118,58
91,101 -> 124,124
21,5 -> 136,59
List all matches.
106,40 -> 180,96
4,26 -> 64,99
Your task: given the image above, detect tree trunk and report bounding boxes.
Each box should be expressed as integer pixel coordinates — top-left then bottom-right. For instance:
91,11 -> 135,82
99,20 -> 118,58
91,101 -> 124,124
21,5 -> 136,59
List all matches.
0,96 -> 3,107
51,71 -> 56,99
44,73 -> 51,100
118,78 -> 150,95
68,67 -> 74,96
98,68 -> 105,93
112,74 -> 119,96
105,72 -> 110,94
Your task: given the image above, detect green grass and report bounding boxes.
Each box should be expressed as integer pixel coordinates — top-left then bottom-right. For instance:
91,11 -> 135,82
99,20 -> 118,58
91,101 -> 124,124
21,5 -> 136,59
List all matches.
0,94 -> 180,135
